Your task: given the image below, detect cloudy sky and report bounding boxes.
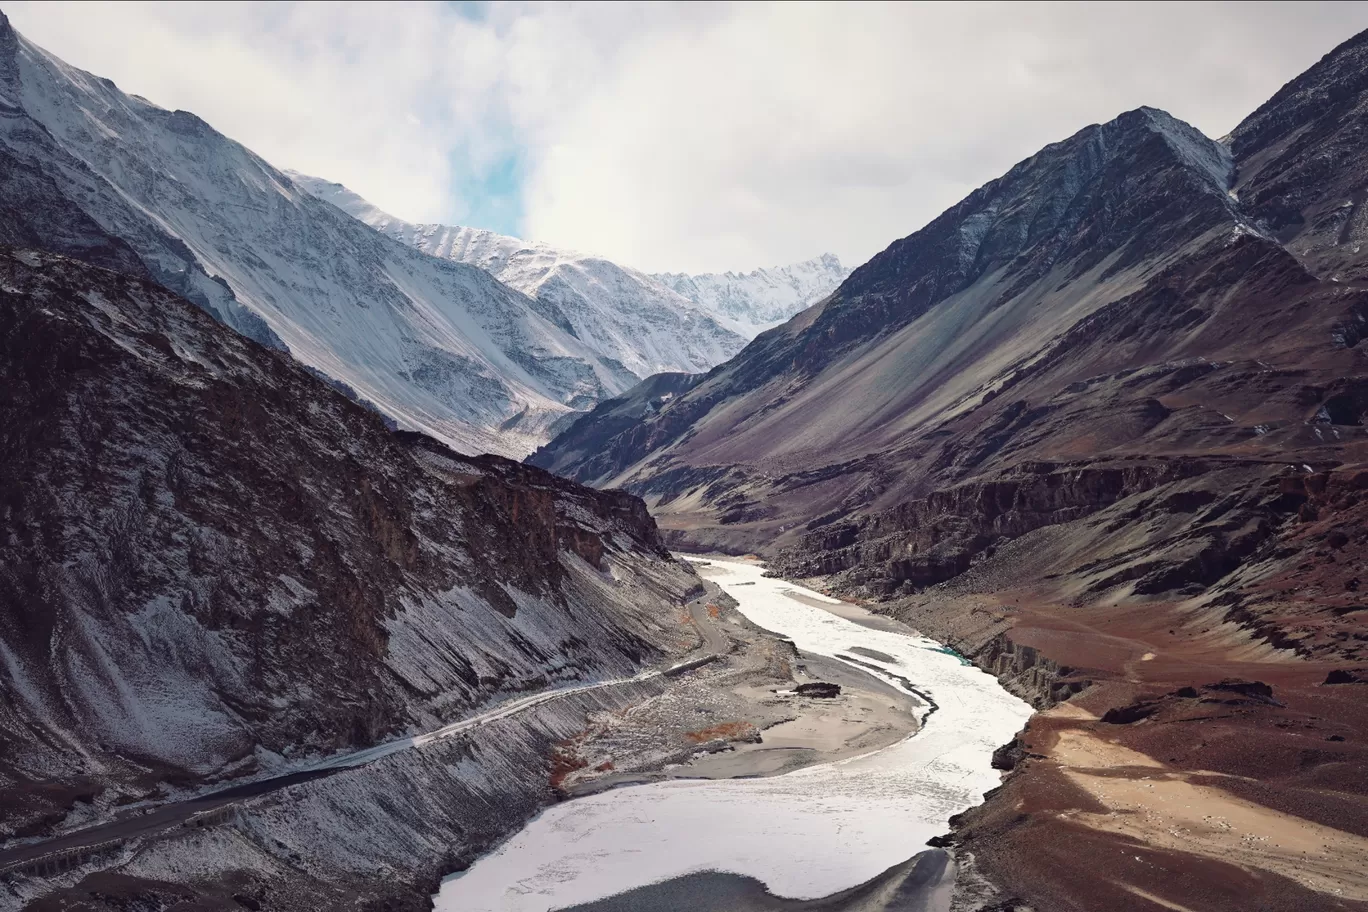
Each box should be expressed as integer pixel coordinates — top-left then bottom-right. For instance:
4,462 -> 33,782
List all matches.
8,1 -> 1368,273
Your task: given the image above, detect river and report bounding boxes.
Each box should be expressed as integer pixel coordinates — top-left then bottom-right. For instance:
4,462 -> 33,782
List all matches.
432,557 -> 1033,911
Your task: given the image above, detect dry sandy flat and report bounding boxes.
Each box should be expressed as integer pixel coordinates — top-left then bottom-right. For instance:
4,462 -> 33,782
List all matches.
670,680 -> 919,779
1044,704 -> 1368,903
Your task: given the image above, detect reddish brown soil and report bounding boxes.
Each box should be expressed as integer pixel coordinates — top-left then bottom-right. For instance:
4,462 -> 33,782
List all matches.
935,580 -> 1368,912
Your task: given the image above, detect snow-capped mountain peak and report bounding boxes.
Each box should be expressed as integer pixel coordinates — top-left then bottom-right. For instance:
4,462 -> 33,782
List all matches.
0,8 -> 849,461
0,23 -> 653,458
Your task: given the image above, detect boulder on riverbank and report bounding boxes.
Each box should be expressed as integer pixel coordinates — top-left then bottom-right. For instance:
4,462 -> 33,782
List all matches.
795,682 -> 842,699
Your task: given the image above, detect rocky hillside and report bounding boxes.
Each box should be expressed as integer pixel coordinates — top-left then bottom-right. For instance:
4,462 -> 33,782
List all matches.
1229,27 -> 1368,284
0,13 -> 651,459
531,54 -> 1368,616
529,371 -> 706,480
530,29 -> 1368,912
0,248 -> 697,847
290,173 -> 748,383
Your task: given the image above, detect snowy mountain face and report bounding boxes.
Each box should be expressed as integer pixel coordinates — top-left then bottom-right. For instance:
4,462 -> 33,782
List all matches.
0,15 -> 648,458
652,253 -> 852,335
291,174 -> 750,384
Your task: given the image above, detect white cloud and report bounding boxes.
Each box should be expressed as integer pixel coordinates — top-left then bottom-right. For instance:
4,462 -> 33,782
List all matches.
518,0 -> 1368,272
8,1 -> 1368,273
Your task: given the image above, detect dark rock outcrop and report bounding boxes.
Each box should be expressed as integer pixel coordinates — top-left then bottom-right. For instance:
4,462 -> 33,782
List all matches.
990,737 -> 1027,771
793,682 -> 842,699
1205,679 -> 1279,704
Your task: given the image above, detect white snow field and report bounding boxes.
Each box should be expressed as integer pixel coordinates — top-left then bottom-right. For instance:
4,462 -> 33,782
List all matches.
652,255 -> 852,337
292,173 -> 852,357
433,558 -> 1033,911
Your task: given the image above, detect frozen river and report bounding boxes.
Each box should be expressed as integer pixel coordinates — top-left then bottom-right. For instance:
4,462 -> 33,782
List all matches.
433,558 -> 1033,911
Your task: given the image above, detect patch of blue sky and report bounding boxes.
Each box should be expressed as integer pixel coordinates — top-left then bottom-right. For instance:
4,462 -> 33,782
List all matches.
449,147 -> 525,238
446,1 -> 488,23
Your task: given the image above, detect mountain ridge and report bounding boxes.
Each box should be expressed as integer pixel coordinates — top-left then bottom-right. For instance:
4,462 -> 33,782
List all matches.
292,171 -> 851,374
528,31 -> 1368,911
289,172 -> 751,381
651,252 -> 852,336
0,244 -> 697,857
0,16 -> 661,459
5,10 -> 1368,911
530,103 -> 1278,489
523,55 -> 1368,656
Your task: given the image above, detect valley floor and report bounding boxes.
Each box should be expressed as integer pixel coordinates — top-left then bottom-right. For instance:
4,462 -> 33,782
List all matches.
434,558 -> 1030,912
559,581 -> 923,797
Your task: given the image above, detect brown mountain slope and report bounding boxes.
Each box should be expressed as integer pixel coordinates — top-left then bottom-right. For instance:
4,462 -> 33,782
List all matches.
531,98 -> 1368,584
530,28 -> 1368,912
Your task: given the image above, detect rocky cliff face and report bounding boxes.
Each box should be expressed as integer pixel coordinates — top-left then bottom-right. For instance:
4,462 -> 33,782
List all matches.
779,461 -> 1212,592
0,248 -> 697,844
1229,29 -> 1368,284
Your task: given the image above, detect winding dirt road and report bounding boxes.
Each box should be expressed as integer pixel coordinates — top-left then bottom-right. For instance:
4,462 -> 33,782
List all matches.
0,591 -> 728,877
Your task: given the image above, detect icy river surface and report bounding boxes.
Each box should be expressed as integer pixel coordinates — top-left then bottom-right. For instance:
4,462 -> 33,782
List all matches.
432,558 -> 1033,911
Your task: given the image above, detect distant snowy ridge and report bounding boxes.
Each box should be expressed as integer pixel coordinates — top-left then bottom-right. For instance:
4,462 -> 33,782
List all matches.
291,173 -> 746,381
653,253 -> 852,336
291,173 -> 848,350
